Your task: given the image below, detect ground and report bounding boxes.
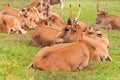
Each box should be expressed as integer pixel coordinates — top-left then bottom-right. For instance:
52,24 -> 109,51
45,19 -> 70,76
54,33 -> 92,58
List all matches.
0,0 -> 120,80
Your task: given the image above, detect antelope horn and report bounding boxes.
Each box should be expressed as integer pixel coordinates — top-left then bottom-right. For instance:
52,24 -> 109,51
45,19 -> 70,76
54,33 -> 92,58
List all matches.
74,4 -> 81,23
70,4 -> 72,21
97,0 -> 100,12
41,0 -> 43,9
106,55 -> 112,62
103,1 -> 108,11
67,4 -> 72,25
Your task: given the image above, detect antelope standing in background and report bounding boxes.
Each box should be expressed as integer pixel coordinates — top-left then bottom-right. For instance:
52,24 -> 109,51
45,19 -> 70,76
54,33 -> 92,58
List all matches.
50,0 -> 64,17
27,0 -> 64,17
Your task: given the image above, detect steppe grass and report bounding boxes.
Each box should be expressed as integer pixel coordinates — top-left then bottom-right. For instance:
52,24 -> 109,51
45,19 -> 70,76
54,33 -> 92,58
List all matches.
0,0 -> 120,80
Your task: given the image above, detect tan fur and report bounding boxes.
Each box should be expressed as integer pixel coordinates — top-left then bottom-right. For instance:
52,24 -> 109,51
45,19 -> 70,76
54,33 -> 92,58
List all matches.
2,3 -> 20,17
2,3 -> 39,30
56,24 -> 85,43
0,21 -> 8,33
32,42 -> 90,71
27,0 -> 64,17
48,13 -> 66,28
25,0 -> 39,8
88,27 -> 109,48
77,21 -> 89,31
0,14 -> 26,34
1,3 -> 27,29
96,1 -> 120,30
56,24 -> 112,61
32,24 -> 61,47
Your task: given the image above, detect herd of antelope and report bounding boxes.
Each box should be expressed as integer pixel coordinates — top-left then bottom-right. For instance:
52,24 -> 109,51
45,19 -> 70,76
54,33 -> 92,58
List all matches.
0,0 -> 120,71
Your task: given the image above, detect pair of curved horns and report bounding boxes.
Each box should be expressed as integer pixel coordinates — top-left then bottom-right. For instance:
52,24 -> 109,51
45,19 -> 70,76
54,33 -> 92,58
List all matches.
97,0 -> 108,11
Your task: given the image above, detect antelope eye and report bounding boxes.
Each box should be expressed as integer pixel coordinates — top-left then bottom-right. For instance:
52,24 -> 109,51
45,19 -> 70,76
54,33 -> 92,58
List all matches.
43,3 -> 45,6
21,9 -> 25,12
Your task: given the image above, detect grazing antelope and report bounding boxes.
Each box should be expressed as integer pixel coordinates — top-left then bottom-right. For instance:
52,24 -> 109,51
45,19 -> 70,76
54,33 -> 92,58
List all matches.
95,1 -> 120,30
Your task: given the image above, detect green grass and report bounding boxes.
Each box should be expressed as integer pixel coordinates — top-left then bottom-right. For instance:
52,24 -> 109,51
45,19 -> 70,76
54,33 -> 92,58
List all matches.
0,0 -> 120,80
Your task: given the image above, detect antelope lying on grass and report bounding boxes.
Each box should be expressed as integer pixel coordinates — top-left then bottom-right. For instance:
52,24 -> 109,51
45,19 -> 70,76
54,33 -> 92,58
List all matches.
2,3 -> 39,30
1,3 -> 20,17
95,1 -> 120,30
32,20 -> 61,47
19,7 -> 39,29
28,21 -> 111,72
32,4 -> 87,47
28,22 -> 91,71
0,13 -> 26,34
29,42 -> 90,71
55,24 -> 112,61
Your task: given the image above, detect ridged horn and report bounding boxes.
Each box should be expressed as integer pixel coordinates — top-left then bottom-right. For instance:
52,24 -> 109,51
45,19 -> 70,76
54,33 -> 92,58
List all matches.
74,4 -> 81,22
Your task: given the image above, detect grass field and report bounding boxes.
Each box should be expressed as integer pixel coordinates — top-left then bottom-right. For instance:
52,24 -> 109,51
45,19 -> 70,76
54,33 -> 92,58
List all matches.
0,0 -> 120,80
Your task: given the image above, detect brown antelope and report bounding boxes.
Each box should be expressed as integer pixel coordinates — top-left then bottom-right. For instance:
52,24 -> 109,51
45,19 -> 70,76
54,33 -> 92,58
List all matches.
29,42 -> 90,71
0,13 -> 26,34
28,22 -> 91,71
1,3 -> 39,30
95,1 -> 120,30
55,23 -> 112,61
48,4 -> 88,29
28,21 -> 111,72
1,3 -> 20,17
19,7 -> 39,29
31,4 -> 83,47
32,22 -> 61,47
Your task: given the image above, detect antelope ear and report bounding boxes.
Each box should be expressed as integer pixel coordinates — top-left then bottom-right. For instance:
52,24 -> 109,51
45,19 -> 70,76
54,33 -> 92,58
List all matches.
7,3 -> 11,7
83,27 -> 88,32
102,11 -> 108,16
3,20 -> 6,25
97,31 -> 102,37
73,26 -> 77,32
3,3 -> 11,7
